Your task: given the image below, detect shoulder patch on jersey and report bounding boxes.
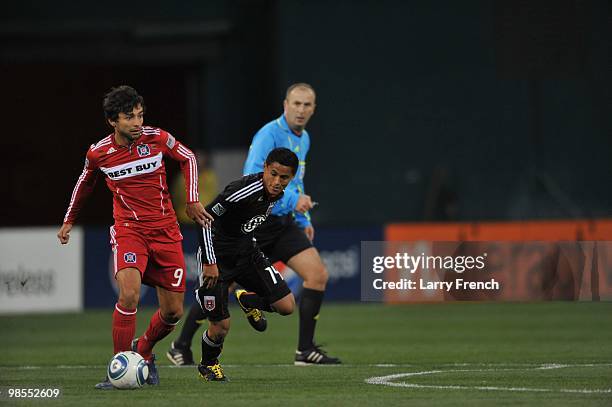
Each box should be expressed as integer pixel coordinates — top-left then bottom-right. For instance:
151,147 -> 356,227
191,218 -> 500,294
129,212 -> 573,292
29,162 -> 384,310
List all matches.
166,134 -> 176,149
211,203 -> 226,216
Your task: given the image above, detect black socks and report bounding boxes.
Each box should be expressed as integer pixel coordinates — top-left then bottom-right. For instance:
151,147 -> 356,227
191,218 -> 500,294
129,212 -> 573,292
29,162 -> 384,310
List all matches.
298,288 -> 324,351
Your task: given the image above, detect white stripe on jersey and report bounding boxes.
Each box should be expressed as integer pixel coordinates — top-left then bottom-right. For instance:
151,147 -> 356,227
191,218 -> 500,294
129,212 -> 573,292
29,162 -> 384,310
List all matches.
227,180 -> 263,202
91,136 -> 112,151
197,246 -> 203,286
142,126 -> 160,135
177,145 -> 198,202
64,167 -> 90,223
110,226 -> 118,277
159,175 -> 166,216
117,187 -> 139,220
201,227 -> 216,264
100,153 -> 163,181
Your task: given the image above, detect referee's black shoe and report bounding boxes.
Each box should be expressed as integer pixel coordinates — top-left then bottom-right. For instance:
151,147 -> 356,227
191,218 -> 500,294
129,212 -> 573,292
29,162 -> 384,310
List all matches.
294,344 -> 341,365
235,289 -> 267,332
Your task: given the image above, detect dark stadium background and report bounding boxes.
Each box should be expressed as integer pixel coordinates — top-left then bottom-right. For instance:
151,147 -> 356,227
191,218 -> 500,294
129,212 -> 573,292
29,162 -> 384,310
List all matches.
1,0 -> 610,227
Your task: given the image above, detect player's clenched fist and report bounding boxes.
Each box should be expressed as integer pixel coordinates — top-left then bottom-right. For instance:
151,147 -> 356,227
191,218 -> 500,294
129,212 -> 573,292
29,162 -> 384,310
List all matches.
57,223 -> 73,244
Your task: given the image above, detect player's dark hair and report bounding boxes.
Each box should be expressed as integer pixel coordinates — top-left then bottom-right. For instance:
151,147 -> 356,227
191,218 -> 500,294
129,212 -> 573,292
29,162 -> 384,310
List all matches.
266,148 -> 299,175
103,85 -> 145,122
285,82 -> 316,100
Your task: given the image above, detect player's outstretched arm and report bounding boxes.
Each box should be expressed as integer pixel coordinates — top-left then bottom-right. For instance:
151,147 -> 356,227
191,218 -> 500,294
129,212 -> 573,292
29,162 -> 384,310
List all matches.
186,202 -> 214,227
57,223 -> 73,245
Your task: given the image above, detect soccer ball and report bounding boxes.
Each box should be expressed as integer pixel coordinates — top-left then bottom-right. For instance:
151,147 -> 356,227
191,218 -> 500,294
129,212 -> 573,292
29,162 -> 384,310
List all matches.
107,351 -> 149,389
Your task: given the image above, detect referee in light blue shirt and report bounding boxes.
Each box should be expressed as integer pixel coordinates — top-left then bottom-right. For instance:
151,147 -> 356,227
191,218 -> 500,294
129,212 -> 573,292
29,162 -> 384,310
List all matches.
242,83 -> 340,365
166,83 -> 340,366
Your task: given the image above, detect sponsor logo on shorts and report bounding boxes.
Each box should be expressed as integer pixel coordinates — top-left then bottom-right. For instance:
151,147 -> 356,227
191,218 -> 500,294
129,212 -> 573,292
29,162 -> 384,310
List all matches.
204,296 -> 215,311
137,144 -> 151,157
124,252 -> 137,263
241,215 -> 267,233
212,203 -> 226,216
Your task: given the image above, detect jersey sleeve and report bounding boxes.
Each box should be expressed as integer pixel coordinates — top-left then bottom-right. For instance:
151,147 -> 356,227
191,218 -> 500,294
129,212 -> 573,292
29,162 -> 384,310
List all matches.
294,208 -> 311,228
161,130 -> 200,203
199,179 -> 246,265
243,128 -> 275,175
63,147 -> 99,224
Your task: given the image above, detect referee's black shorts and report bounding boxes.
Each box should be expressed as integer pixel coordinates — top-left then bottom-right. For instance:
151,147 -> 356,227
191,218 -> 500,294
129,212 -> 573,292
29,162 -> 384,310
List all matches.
255,214 -> 313,263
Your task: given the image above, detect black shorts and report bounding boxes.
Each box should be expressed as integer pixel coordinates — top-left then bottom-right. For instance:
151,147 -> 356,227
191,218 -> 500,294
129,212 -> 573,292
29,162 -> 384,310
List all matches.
195,249 -> 291,322
255,215 -> 313,263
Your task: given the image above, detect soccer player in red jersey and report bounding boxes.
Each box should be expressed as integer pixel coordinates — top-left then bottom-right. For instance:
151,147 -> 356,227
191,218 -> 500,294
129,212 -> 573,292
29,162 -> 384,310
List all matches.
57,85 -> 213,389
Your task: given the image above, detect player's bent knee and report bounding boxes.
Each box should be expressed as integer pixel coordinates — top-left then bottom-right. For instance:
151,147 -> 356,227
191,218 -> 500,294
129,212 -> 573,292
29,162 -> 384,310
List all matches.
303,265 -> 329,290
161,307 -> 183,324
273,294 -> 295,316
118,289 -> 140,309
209,320 -> 230,340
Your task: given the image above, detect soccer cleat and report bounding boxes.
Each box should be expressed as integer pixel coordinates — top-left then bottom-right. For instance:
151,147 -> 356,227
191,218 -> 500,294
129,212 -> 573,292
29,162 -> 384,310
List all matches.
94,376 -> 115,390
235,289 -> 267,332
166,341 -> 195,366
131,337 -> 159,385
198,362 -> 228,382
294,344 -> 341,365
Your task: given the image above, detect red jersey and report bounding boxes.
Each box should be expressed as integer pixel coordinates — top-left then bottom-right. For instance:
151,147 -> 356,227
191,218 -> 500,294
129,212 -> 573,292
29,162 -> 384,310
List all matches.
63,126 -> 198,229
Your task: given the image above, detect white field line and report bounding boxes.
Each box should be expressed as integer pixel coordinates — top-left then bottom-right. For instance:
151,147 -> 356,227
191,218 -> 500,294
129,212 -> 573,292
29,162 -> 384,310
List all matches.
365,365 -> 612,394
1,362 -> 611,370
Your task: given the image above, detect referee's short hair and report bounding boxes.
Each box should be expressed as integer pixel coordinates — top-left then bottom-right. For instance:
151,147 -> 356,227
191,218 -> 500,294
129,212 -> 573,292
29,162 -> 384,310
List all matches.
266,148 -> 299,175
285,82 -> 316,100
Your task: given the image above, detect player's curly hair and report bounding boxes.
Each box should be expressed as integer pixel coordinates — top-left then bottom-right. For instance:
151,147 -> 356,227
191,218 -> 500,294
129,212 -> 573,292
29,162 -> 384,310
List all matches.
103,85 -> 145,122
266,148 -> 299,175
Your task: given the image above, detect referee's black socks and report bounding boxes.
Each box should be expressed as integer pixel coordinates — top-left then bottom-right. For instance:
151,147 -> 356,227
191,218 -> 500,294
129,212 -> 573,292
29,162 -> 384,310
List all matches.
298,288 -> 325,351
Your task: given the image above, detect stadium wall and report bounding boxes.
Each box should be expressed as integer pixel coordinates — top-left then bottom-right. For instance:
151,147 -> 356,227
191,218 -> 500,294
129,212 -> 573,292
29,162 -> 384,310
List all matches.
1,221 -> 609,313
383,219 -> 612,302
0,227 -> 84,314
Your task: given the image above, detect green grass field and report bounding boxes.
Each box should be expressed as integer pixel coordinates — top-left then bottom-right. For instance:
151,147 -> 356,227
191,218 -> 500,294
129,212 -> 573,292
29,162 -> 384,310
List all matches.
1,302 -> 611,406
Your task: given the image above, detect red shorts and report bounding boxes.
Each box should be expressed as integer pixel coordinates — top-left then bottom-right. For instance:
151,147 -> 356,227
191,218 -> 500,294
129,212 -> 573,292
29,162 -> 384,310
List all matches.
109,224 -> 186,292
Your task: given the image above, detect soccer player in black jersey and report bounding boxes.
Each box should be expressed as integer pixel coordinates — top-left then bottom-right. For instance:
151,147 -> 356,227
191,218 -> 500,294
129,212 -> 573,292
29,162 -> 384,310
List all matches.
194,148 -> 298,381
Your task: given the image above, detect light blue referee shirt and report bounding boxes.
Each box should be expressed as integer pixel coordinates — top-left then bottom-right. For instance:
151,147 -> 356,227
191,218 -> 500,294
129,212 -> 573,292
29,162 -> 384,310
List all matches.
243,114 -> 311,228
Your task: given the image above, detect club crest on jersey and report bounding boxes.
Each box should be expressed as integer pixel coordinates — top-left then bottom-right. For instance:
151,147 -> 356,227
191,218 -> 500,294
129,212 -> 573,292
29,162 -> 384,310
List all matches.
124,252 -> 137,263
204,296 -> 215,311
241,215 -> 267,234
137,144 -> 151,157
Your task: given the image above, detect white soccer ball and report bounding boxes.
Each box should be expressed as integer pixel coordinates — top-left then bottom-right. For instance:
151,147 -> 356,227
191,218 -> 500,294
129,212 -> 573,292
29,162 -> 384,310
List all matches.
107,351 -> 149,389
